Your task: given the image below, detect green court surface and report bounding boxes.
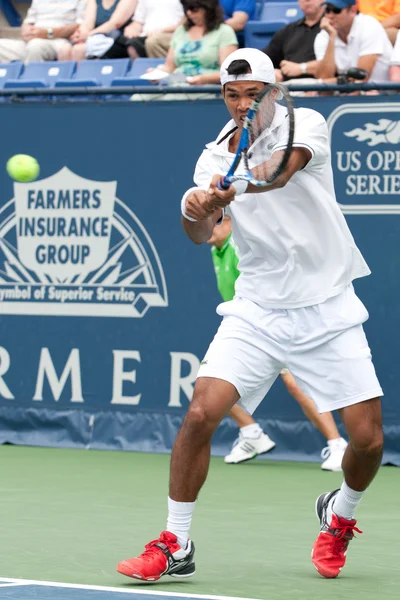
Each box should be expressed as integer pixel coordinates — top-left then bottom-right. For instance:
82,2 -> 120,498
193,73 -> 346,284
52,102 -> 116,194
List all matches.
1,445 -> 399,600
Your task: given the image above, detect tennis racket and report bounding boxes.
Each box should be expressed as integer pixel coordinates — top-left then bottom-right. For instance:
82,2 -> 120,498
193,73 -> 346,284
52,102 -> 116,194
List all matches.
218,83 -> 295,190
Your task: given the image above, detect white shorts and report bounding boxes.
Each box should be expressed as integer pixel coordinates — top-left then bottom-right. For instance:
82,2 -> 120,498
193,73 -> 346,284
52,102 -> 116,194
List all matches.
197,285 -> 383,413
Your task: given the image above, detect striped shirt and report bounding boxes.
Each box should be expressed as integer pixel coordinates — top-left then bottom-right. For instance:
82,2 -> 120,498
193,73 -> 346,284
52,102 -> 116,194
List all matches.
357,0 -> 400,22
24,0 -> 87,27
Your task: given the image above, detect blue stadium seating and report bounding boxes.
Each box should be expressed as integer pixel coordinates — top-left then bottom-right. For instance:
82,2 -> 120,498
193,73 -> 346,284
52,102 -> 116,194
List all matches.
4,61 -> 77,88
54,58 -> 130,87
0,62 -> 23,88
111,58 -> 165,86
244,1 -> 304,51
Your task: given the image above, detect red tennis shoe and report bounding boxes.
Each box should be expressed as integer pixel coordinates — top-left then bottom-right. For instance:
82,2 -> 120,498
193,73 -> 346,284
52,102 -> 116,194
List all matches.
117,531 -> 195,581
312,489 -> 362,579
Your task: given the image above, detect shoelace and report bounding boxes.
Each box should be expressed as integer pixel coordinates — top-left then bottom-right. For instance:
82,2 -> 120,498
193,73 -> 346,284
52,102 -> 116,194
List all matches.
330,523 -> 363,556
321,445 -> 331,459
141,536 -> 173,562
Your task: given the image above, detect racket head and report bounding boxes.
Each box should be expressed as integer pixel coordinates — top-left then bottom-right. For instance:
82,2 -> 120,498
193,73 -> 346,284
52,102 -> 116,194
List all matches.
242,83 -> 295,186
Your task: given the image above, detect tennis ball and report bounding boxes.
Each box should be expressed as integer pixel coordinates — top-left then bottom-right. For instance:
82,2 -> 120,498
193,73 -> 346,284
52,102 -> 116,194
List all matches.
6,154 -> 40,183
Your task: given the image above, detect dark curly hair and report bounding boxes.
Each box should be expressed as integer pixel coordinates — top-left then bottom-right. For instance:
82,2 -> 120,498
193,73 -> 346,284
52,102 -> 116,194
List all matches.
181,0 -> 224,33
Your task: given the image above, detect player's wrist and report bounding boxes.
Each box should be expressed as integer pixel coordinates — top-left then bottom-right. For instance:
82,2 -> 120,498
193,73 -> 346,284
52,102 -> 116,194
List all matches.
300,62 -> 307,75
233,180 -> 248,196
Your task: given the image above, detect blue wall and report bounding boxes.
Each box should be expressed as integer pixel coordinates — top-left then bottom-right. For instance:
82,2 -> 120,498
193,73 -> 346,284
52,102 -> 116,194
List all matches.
0,95 -> 399,464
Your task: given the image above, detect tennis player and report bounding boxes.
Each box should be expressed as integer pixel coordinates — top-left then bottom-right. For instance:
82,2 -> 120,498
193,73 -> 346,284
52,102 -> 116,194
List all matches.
209,215 -> 348,470
117,48 -> 383,581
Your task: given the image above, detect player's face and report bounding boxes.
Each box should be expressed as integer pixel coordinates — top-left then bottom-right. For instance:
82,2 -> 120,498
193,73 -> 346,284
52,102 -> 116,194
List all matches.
223,81 -> 266,129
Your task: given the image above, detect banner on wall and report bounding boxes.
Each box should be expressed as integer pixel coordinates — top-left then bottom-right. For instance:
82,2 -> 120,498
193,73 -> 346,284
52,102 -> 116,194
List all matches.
0,97 -> 399,464
0,167 -> 168,317
328,102 -> 400,214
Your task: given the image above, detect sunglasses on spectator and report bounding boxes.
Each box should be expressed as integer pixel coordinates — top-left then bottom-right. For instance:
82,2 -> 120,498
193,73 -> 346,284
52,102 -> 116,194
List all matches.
325,5 -> 343,14
184,3 -> 203,11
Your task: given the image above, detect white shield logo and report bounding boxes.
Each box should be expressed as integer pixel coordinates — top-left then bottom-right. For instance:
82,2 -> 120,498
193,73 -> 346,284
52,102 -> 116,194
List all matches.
14,167 -> 116,281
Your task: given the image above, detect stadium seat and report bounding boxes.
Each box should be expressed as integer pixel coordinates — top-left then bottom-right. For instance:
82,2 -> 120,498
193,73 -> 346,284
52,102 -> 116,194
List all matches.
55,58 -> 131,87
244,1 -> 304,50
4,61 -> 77,88
111,58 -> 166,86
0,62 -> 24,88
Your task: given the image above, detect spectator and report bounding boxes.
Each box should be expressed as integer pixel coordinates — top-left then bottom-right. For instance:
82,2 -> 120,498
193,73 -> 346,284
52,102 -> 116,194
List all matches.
102,0 -> 184,60
220,0 -> 256,46
0,0 -> 86,64
58,0 -> 136,61
357,1 -> 400,44
263,0 -> 325,81
150,0 -> 238,85
314,0 -> 393,82
390,30 -> 400,80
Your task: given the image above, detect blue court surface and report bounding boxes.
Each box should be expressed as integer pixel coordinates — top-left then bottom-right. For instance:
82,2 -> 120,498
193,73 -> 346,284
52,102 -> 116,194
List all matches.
0,580 -> 260,600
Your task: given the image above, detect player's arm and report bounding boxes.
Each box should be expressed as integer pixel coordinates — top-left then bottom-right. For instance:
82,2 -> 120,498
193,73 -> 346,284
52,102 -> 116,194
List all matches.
181,188 -> 225,245
207,147 -> 311,201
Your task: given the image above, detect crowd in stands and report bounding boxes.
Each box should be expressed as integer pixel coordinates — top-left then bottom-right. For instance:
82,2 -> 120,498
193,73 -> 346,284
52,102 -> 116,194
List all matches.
0,0 -> 399,87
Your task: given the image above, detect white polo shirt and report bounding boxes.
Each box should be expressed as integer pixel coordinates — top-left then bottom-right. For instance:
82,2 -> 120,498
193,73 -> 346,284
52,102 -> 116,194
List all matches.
134,0 -> 184,36
314,13 -> 392,82
188,106 -> 370,309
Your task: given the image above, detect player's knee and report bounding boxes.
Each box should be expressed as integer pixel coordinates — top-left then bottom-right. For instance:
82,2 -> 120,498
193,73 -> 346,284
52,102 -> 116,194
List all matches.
184,404 -> 216,438
351,425 -> 383,458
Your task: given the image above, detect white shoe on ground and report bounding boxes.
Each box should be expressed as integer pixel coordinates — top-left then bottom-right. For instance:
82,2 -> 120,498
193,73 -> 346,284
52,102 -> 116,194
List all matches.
224,432 -> 276,464
320,438 -> 348,472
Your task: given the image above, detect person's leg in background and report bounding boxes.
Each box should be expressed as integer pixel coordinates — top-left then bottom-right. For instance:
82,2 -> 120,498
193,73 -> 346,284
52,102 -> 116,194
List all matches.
126,37 -> 147,60
224,404 -> 276,464
280,369 -> 347,471
24,39 -> 71,63
58,41 -> 86,62
225,369 -> 347,470
0,39 -> 27,63
144,32 -> 173,58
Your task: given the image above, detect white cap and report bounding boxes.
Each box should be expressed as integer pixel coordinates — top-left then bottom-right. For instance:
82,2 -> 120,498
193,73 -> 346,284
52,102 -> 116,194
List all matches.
220,48 -> 276,86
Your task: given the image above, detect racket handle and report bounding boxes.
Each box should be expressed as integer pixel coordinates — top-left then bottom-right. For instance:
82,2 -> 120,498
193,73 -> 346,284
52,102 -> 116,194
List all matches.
218,177 -> 230,191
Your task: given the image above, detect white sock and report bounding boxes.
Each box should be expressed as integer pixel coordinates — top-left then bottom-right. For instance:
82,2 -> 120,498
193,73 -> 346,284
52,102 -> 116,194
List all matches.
166,497 -> 196,549
333,481 -> 366,520
327,437 -> 341,447
240,423 -> 263,439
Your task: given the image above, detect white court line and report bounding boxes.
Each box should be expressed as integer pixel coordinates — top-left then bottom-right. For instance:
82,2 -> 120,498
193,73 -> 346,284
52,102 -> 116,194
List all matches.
0,583 -> 32,588
0,578 -> 261,600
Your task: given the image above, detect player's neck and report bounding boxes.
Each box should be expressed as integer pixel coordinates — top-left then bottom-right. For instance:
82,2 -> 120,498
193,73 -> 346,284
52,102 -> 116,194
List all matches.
228,129 -> 242,154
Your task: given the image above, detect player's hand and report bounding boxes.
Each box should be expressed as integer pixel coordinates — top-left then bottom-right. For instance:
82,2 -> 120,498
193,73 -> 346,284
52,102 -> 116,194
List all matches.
207,174 -> 236,208
184,189 -> 215,221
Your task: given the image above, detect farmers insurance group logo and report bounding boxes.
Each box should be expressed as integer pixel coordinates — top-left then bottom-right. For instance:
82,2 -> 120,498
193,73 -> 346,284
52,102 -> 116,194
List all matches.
328,103 -> 400,214
0,167 -> 168,317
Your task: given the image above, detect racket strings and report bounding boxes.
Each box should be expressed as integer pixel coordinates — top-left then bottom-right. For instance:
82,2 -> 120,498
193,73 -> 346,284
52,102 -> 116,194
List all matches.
247,84 -> 293,182
247,88 -> 282,183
